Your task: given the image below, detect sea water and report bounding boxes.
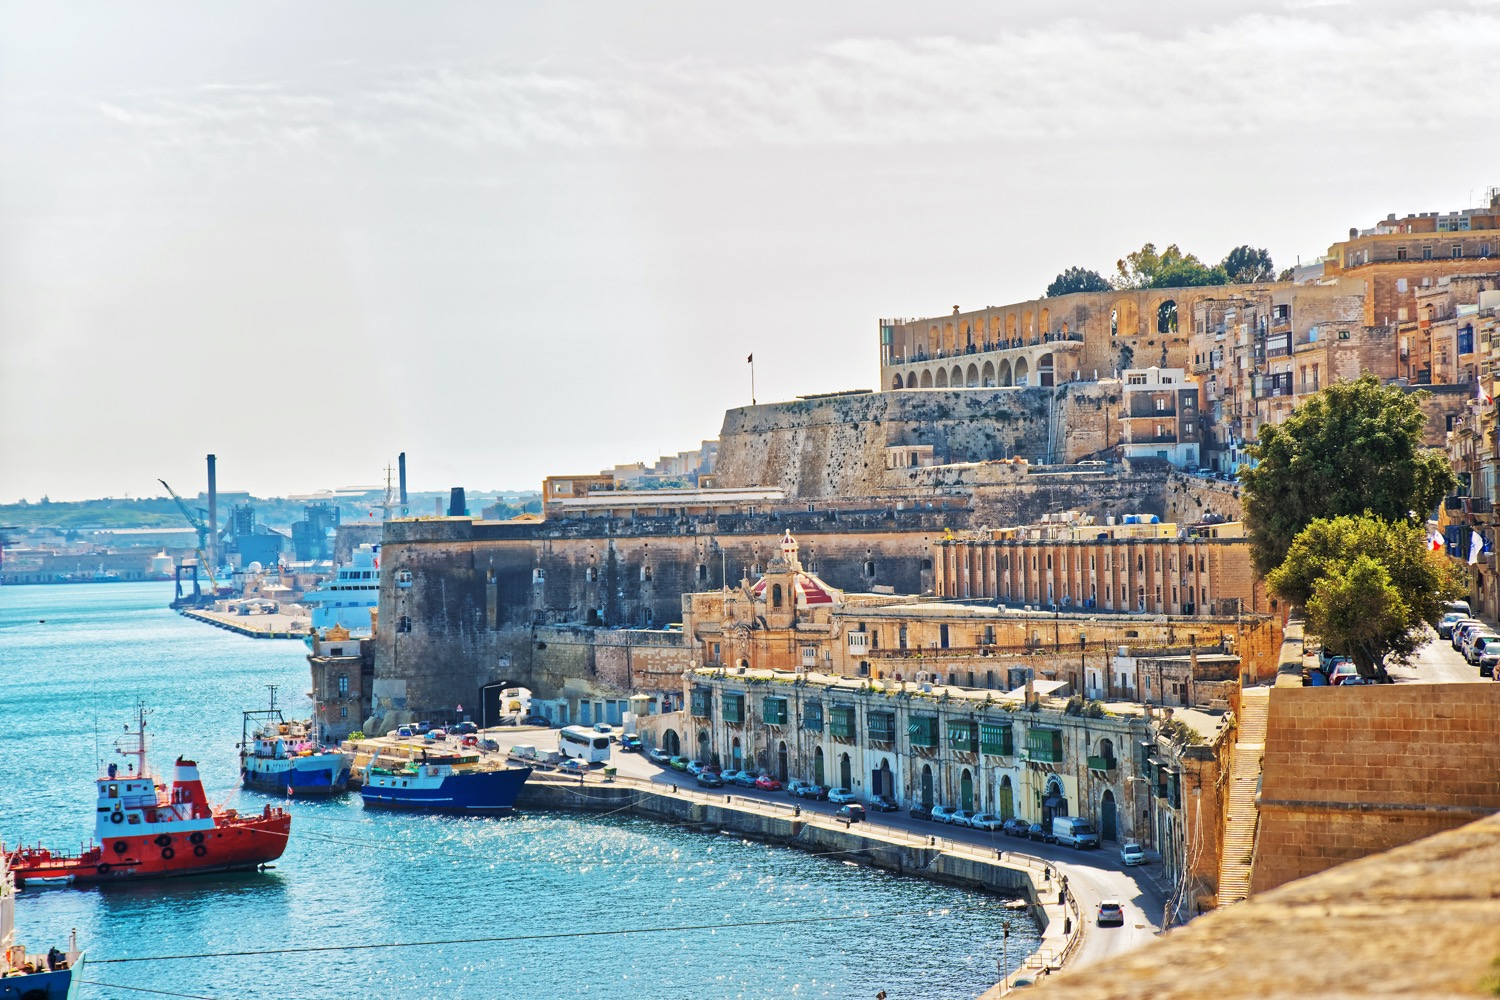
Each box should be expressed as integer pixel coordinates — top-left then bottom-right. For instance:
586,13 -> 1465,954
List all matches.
0,583 -> 1038,999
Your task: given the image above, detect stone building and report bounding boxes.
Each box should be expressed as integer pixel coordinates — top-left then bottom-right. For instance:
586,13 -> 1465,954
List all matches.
307,625 -> 375,742
1119,367 -> 1201,469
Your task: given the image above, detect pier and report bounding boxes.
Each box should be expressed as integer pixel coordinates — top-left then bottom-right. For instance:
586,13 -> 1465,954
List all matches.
179,608 -> 310,639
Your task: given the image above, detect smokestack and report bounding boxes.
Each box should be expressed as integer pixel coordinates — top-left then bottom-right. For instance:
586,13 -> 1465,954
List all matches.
206,454 -> 218,570
398,452 -> 408,511
448,487 -> 467,517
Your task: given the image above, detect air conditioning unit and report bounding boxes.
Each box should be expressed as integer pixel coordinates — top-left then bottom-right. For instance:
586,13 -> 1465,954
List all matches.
736,666 -> 747,675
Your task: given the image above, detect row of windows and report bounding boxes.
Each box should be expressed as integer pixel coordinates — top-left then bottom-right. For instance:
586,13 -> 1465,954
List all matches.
948,551 -> 1209,573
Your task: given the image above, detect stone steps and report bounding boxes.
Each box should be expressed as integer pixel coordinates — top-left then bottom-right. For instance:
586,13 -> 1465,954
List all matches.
1216,688 -> 1270,906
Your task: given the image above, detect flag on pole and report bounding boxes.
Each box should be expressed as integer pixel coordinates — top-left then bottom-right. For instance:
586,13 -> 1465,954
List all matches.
1429,530 -> 1445,552
747,353 -> 753,364
1479,378 -> 1494,406
1470,529 -> 1487,565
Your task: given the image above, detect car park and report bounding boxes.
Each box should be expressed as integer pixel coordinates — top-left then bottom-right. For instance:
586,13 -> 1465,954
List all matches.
969,812 -> 1004,831
870,795 -> 899,812
754,776 -> 783,791
732,771 -> 759,788
647,748 -> 671,765
668,756 -> 690,772
1120,841 -> 1146,866
695,771 -> 724,788
909,805 -> 932,821
834,804 -> 866,825
929,805 -> 956,824
949,809 -> 976,828
827,788 -> 857,805
1096,900 -> 1125,926
1002,818 -> 1030,838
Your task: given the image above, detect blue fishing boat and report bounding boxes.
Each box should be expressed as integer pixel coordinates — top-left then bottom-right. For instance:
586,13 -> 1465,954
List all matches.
1,843 -> 83,999
240,691 -> 352,797
360,754 -> 532,816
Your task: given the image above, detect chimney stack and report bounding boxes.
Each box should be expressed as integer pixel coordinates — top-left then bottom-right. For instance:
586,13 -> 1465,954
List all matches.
206,454 -> 218,570
398,452 -> 408,511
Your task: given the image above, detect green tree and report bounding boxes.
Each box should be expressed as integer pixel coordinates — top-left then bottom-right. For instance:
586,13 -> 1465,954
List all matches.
1240,375 -> 1457,576
1267,515 -> 1462,676
1045,266 -> 1112,297
1222,245 -> 1275,283
1114,242 -> 1227,289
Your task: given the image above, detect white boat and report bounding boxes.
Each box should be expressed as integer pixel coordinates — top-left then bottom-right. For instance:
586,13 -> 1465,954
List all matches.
299,544 -> 379,633
1,842 -> 83,998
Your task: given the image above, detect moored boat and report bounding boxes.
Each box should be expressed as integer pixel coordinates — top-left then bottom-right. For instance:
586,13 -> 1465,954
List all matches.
360,753 -> 531,816
6,703 -> 291,887
240,692 -> 351,797
1,845 -> 82,999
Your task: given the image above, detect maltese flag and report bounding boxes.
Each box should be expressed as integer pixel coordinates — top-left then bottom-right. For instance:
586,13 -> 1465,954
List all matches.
1430,531 -> 1445,553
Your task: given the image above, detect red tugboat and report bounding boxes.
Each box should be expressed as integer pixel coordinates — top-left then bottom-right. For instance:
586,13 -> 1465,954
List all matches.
7,703 -> 290,886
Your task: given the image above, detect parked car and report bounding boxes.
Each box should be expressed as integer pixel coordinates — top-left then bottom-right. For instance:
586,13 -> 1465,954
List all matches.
834,804 -> 867,825
718,769 -> 743,785
668,756 -> 690,772
1096,900 -> 1125,926
480,738 -> 500,752
870,795 -> 900,813
1484,647 -> 1500,679
1452,620 -> 1486,651
909,805 -> 933,822
1465,633 -> 1500,665
647,748 -> 672,765
929,805 -> 956,824
696,770 -> 725,788
969,812 -> 1004,831
1120,841 -> 1146,866
521,715 -> 553,727
827,788 -> 857,805
949,809 -> 976,828
1026,822 -> 1051,842
732,771 -> 759,788
618,734 -> 643,752
592,723 -> 614,735
451,722 -> 478,735
461,735 -> 479,747
1327,661 -> 1362,686
686,761 -> 706,777
559,758 -> 589,776
1446,599 -> 1473,617
1002,818 -> 1030,838
754,776 -> 783,791
1052,816 -> 1100,849
1438,611 -> 1468,639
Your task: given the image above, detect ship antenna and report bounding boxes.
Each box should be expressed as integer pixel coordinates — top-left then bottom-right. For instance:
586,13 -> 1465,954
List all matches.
267,684 -> 278,712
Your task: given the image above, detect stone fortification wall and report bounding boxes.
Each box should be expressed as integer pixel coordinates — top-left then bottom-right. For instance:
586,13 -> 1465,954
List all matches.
1161,473 -> 1243,524
1251,682 -> 1500,894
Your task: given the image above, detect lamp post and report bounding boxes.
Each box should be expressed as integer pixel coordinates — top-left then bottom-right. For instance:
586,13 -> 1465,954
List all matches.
1079,633 -> 1088,697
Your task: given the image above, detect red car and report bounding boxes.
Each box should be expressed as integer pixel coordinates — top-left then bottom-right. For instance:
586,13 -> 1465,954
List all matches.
754,776 -> 783,791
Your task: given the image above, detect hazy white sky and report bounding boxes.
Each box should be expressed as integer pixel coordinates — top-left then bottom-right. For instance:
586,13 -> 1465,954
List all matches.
3,1 -> 1497,502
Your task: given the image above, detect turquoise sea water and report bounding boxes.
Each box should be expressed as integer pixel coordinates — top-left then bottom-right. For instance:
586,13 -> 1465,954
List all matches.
0,583 -> 1037,1000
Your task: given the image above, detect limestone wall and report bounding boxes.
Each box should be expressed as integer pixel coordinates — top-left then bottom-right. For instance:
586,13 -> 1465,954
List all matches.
1251,682 -> 1500,893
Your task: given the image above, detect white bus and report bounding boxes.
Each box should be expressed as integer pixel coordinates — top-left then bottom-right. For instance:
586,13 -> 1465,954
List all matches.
558,726 -> 611,764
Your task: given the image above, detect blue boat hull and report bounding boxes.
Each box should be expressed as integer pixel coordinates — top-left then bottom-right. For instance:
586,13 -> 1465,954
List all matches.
0,962 -> 79,1000
359,767 -> 532,815
242,766 -> 349,796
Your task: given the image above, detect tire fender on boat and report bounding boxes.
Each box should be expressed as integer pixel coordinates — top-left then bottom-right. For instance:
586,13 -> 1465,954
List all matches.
110,812 -> 123,824
112,841 -> 128,855
161,847 -> 175,860
97,863 -> 111,875
189,832 -> 205,845
193,845 -> 207,858
154,834 -> 172,848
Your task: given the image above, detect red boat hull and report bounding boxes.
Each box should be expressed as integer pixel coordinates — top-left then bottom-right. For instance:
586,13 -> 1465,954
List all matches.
9,812 -> 290,886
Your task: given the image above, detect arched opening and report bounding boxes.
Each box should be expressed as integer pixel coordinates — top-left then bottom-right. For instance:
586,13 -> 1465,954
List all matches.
839,752 -> 852,791
872,758 -> 893,799
813,746 -> 825,786
961,320 -> 972,348
663,729 -> 681,756
1110,309 -> 1118,338
920,764 -> 935,809
1037,352 -> 1055,387
950,365 -> 963,387
999,775 -> 1015,819
1043,775 -> 1068,822
1112,299 -> 1139,339
771,584 -> 783,608
1157,299 -> 1178,334
935,368 -> 949,387
1100,789 -> 1118,842
1098,737 -> 1116,764
1040,306 -> 1051,334
965,363 -> 979,387
777,740 -> 788,782
891,373 -> 904,390
943,322 -> 956,355
1023,308 -> 1034,337
982,360 -> 995,387
960,768 -> 975,812
927,325 -> 940,355
920,370 -> 933,388
1006,313 -> 1017,341
998,359 -> 1013,387
697,729 -> 710,763
730,735 -> 743,770
988,314 -> 1002,345
1014,356 -> 1030,386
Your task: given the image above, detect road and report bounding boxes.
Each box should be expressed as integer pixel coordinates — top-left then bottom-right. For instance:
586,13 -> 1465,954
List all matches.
485,724 -> 1167,970
1385,628 -> 1488,684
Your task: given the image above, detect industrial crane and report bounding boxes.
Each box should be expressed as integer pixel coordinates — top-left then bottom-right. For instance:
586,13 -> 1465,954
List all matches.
158,478 -> 221,595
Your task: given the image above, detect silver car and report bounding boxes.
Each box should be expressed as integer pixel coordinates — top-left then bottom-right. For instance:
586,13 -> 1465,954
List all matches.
1119,841 -> 1146,866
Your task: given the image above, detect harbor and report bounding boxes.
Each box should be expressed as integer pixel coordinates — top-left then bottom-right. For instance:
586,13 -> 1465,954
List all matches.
178,607 -> 310,639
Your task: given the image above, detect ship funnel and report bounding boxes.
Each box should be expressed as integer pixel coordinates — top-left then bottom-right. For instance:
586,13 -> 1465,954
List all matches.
448,487 -> 467,517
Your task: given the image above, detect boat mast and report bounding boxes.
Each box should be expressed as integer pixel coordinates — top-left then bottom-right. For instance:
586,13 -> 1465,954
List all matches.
124,699 -> 151,779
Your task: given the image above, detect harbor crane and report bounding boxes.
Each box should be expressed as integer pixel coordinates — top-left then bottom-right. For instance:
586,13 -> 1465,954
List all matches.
158,478 -> 221,598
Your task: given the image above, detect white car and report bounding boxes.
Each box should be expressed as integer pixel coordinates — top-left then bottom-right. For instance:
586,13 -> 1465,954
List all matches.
969,812 -> 1004,831
1119,841 -> 1146,866
949,809 -> 976,828
827,787 -> 857,805
929,805 -> 956,824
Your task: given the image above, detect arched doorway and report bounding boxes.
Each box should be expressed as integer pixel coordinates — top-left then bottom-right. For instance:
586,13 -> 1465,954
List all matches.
921,764 -> 935,809
891,374 -> 904,390
1043,776 -> 1068,822
731,736 -> 742,771
663,729 -> 681,755
1100,789 -> 1118,842
839,752 -> 852,791
920,370 -> 933,388
935,368 -> 949,387
999,775 -> 1014,819
777,741 -> 789,782
872,758 -> 893,799
813,746 -> 825,786
1014,356 -> 1030,386
696,729 -> 710,763
960,768 -> 974,812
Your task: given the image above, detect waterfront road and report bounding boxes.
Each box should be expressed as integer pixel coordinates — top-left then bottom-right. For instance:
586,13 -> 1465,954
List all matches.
487,726 -> 1168,972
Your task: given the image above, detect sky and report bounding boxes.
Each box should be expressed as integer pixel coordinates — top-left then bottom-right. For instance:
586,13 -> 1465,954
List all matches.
3,0 -> 1498,502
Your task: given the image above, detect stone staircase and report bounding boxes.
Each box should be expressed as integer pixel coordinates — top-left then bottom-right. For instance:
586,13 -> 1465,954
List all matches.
1217,687 -> 1270,906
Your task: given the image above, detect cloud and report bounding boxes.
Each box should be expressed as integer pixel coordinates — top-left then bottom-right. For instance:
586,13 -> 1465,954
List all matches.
85,8 -> 1500,154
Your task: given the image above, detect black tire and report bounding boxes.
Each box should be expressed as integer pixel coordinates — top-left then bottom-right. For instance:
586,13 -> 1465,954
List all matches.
96,863 -> 111,875
189,832 -> 205,845
110,812 -> 124,824
112,840 -> 128,855
154,834 -> 172,848
161,847 -> 175,860
193,844 -> 207,858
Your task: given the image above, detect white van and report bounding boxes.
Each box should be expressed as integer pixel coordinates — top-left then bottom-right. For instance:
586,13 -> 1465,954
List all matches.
1051,816 -> 1100,849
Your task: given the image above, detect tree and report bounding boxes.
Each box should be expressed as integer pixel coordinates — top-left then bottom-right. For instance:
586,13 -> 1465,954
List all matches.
1045,267 -> 1112,297
1240,375 -> 1457,576
1114,242 -> 1227,289
1222,245 -> 1275,283
1267,515 -> 1463,676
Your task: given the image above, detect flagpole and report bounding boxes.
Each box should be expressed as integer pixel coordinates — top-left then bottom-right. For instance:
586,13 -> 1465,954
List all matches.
748,353 -> 756,405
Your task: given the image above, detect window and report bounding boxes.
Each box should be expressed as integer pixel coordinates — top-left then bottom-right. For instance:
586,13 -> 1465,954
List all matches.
691,689 -> 712,718
397,615 -> 412,634
803,701 -> 824,731
772,584 -> 783,608
1397,246 -> 1408,261
947,721 -> 977,753
762,697 -> 788,726
980,723 -> 1014,756
1026,727 -> 1063,763
723,693 -> 746,724
1453,245 -> 1464,259
869,711 -> 896,743
908,715 -> 940,748
337,673 -> 349,696
1423,246 -> 1434,260
830,705 -> 856,740
1155,397 -> 1167,411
